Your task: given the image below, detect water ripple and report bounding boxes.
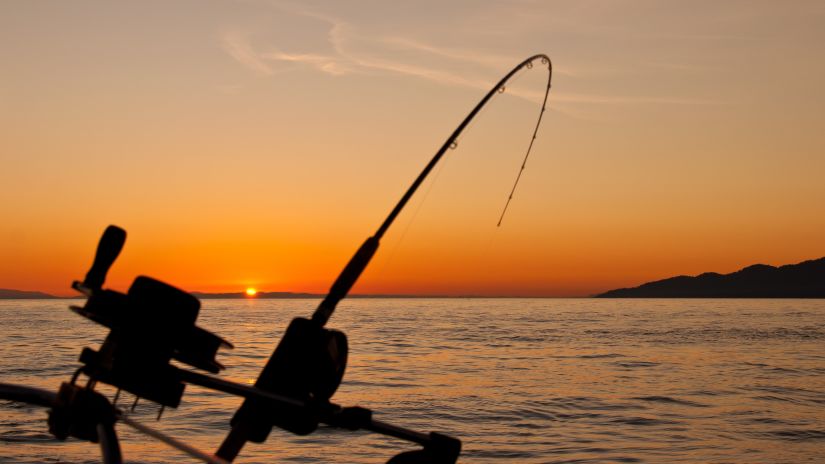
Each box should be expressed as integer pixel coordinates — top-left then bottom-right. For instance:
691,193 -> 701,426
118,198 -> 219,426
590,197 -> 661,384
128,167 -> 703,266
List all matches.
1,298 -> 824,463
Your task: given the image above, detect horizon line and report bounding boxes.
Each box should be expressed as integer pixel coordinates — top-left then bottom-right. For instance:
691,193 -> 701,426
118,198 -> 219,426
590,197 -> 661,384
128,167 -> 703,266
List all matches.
0,288 -> 595,299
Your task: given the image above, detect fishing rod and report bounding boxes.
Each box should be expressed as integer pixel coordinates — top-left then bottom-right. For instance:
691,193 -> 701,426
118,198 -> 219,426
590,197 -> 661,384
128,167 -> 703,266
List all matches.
0,54 -> 552,464
218,54 -> 552,461
313,53 -> 552,327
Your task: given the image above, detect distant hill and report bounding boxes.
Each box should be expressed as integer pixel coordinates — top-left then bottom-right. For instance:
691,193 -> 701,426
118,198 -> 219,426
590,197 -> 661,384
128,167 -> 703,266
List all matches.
0,288 -> 59,299
596,257 -> 825,298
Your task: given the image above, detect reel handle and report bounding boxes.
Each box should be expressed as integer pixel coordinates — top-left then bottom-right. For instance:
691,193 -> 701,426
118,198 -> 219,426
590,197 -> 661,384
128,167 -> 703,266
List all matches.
81,225 -> 126,291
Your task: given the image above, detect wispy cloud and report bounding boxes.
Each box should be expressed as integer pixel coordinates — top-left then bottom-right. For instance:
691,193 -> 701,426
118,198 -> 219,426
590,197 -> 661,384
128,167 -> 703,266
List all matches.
220,2 -> 721,113
259,49 -> 353,76
555,93 -> 721,106
221,3 -> 525,90
378,36 -> 516,70
221,31 -> 276,76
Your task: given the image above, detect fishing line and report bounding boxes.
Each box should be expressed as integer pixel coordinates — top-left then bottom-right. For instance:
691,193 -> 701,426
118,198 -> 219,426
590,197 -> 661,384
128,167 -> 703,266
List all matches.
374,143 -> 454,280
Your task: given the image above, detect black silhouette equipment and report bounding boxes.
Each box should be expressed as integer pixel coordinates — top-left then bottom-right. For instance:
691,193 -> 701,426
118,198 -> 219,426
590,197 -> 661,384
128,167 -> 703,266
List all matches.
0,54 -> 552,463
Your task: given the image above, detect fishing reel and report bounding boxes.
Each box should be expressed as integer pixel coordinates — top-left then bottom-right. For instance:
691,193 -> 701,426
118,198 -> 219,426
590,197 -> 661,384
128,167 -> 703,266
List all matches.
216,314 -> 348,459
226,316 -> 347,434
70,225 -> 232,408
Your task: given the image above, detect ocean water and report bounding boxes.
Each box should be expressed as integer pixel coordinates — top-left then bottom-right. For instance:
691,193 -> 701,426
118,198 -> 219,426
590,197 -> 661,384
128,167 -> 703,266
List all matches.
1,298 -> 823,463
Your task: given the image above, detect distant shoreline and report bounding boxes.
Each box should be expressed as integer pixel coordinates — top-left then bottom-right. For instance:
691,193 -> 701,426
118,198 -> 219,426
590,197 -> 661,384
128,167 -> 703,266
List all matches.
0,289 -> 585,300
596,257 -> 825,298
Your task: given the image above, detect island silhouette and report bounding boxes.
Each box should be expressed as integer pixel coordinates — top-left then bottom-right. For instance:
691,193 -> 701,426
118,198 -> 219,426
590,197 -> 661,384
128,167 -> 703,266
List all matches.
597,257 -> 825,298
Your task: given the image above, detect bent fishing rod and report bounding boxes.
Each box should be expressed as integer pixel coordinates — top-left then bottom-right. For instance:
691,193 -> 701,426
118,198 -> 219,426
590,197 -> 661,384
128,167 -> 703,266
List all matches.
219,54 -> 552,461
311,53 -> 552,327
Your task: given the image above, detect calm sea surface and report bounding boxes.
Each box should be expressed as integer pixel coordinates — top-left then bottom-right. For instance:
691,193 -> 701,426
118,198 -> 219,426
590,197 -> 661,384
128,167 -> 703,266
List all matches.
1,298 -> 823,463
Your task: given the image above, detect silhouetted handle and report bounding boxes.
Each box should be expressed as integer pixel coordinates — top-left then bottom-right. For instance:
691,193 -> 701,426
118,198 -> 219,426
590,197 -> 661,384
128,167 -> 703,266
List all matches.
84,225 -> 126,290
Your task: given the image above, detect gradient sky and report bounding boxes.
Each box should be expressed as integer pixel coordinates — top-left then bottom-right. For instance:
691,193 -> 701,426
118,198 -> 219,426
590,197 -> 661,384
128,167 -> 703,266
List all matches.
2,1 -> 824,296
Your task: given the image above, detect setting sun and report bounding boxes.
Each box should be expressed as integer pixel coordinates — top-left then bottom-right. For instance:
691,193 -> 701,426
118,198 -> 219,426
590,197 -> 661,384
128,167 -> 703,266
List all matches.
245,288 -> 257,297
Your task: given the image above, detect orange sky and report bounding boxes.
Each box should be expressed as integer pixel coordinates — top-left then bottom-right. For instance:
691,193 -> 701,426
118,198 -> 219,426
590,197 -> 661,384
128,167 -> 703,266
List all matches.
2,1 -> 824,297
